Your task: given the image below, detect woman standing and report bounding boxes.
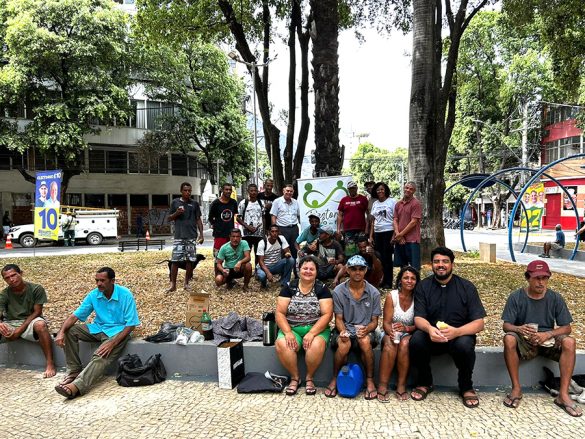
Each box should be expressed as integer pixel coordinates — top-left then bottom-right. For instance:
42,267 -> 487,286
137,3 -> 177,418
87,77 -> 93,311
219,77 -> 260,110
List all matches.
275,256 -> 333,395
369,182 -> 396,289
377,265 -> 420,402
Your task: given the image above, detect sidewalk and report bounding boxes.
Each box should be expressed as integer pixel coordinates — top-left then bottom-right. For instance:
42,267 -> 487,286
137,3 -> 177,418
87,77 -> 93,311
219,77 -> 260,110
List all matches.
1,367 -> 583,439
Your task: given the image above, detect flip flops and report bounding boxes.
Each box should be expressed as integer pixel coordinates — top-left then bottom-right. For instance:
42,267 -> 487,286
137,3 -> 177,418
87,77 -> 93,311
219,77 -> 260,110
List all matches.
54,383 -> 79,400
377,390 -> 390,403
554,398 -> 583,417
411,386 -> 434,401
395,391 -> 409,401
503,394 -> 522,409
305,379 -> 317,396
364,388 -> 378,400
324,386 -> 337,398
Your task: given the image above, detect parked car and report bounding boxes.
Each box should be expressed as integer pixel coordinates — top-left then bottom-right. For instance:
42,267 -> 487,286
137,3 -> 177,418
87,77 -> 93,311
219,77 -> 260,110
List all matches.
8,209 -> 119,248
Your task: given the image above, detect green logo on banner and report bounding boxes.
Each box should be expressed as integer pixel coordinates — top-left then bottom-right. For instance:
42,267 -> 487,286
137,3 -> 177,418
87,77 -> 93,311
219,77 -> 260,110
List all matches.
303,180 -> 348,208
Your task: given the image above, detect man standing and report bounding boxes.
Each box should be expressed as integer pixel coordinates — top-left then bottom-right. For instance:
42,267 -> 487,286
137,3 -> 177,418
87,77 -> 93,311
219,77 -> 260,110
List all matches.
337,181 -> 369,257
409,247 -> 485,408
393,181 -> 422,270
295,214 -> 321,259
258,179 -> 278,235
54,267 -> 140,399
271,184 -> 300,261
167,182 -> 204,292
237,183 -> 264,258
215,228 -> 253,292
1,264 -> 55,378
501,260 -> 581,417
325,255 -> 381,399
315,227 -> 344,282
209,183 -> 239,257
61,212 -> 76,247
540,224 -> 565,258
256,225 -> 294,288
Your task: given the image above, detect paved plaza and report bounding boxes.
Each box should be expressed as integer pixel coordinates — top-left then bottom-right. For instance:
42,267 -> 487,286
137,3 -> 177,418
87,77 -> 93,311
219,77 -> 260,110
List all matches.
1,367 -> 583,439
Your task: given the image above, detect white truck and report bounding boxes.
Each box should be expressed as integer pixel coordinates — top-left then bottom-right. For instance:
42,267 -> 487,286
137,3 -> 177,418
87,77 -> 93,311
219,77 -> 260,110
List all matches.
8,209 -> 119,248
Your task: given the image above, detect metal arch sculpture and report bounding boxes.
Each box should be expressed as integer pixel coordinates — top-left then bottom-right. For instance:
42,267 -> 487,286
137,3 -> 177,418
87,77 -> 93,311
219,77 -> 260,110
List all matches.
452,171 -> 528,253
508,154 -> 585,262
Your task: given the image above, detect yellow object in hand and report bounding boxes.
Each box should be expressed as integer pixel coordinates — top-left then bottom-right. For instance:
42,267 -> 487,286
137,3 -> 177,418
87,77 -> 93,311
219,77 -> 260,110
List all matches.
436,321 -> 449,330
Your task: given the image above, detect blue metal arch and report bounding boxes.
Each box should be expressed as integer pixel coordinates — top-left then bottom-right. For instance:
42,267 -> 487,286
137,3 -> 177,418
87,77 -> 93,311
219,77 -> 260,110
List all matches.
508,154 -> 585,262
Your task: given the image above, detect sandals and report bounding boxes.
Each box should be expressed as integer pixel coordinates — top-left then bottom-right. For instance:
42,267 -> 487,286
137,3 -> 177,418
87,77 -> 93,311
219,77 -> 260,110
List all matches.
554,398 -> 583,417
377,390 -> 390,403
59,373 -> 79,386
503,394 -> 522,409
395,391 -> 409,401
324,385 -> 338,398
54,383 -> 79,400
411,386 -> 434,401
364,388 -> 378,400
305,379 -> 317,396
461,390 -> 480,408
285,378 -> 300,396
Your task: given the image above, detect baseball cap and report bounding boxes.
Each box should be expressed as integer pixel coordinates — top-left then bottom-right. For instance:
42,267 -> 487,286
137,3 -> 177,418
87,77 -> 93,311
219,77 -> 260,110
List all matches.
308,214 -> 320,220
39,181 -> 47,187
346,254 -> 367,267
347,181 -> 358,189
526,260 -> 551,278
319,226 -> 334,235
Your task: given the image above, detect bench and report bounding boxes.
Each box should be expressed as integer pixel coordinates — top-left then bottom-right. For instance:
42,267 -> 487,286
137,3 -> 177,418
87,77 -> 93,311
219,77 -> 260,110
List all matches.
118,238 -> 165,252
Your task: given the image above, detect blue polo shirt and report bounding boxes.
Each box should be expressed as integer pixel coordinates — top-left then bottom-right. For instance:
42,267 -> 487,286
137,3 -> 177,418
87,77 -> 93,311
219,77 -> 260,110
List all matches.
74,284 -> 140,337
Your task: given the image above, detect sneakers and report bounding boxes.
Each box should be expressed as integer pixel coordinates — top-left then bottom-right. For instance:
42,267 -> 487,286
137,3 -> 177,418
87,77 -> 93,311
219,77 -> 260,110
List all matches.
538,254 -> 550,258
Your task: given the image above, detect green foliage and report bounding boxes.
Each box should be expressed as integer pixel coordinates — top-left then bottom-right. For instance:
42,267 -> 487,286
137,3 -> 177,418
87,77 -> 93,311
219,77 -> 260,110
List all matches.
349,143 -> 407,197
133,30 -> 252,185
0,0 -> 132,170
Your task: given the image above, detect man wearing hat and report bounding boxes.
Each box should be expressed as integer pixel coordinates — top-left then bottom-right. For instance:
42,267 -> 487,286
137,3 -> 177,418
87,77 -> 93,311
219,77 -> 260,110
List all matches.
325,254 -> 381,399
315,226 -> 344,282
501,260 -> 581,417
337,181 -> 369,257
36,181 -> 48,207
295,214 -> 321,258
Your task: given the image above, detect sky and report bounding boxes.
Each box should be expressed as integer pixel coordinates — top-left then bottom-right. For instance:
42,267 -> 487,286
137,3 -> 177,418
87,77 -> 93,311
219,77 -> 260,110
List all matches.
237,27 -> 413,160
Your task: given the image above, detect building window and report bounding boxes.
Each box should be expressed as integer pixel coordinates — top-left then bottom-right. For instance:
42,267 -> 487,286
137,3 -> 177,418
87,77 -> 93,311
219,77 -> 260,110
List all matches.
128,152 -> 149,174
152,194 -> 169,206
85,194 -> 105,208
89,149 -> 105,173
106,150 -> 127,174
108,194 -> 127,206
171,153 -> 188,176
64,193 -> 82,206
130,194 -> 149,207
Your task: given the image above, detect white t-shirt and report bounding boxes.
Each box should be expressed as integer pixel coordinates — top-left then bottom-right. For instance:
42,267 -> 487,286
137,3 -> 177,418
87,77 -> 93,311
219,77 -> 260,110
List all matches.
238,199 -> 264,237
371,198 -> 396,233
257,235 -> 289,266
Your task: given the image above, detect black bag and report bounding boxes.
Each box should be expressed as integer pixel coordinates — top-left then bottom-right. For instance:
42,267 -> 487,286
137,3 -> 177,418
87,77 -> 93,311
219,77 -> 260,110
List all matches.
116,353 -> 167,387
237,372 -> 289,393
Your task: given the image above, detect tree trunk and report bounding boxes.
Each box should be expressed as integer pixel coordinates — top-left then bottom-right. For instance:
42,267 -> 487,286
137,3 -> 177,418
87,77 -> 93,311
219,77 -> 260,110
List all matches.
409,0 -> 488,261
284,2 -> 298,183
310,0 -> 341,176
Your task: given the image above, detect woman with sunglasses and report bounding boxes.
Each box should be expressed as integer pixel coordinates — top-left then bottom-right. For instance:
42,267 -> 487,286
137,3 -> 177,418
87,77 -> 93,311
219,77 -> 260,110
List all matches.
377,265 -> 420,402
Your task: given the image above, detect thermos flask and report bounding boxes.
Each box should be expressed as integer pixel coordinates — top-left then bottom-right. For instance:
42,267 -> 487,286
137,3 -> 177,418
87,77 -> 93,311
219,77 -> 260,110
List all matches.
262,311 -> 277,346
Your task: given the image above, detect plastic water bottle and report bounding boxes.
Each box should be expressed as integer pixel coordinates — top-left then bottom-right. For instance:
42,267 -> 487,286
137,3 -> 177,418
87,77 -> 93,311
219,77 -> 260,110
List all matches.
201,309 -> 213,341
336,363 -> 364,398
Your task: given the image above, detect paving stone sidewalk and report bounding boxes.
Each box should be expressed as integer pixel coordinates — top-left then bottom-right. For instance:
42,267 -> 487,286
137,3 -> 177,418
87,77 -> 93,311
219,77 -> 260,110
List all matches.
2,368 -> 583,439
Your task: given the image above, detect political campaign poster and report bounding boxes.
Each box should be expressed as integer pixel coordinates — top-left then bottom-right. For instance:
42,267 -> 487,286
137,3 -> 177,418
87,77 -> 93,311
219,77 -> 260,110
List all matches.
520,182 -> 544,232
297,176 -> 353,231
34,170 -> 62,241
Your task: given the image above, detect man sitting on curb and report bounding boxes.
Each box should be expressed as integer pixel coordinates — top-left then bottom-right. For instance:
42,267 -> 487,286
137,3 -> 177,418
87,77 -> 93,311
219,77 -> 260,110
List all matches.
256,225 -> 294,288
501,260 -> 582,417
54,267 -> 140,399
1,264 -> 56,378
540,224 -> 565,258
215,228 -> 253,292
325,255 -> 381,400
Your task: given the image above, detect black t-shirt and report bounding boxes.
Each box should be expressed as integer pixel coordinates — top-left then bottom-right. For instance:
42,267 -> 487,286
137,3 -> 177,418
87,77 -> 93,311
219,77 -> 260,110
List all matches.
414,274 -> 486,328
208,197 -> 238,238
170,198 -> 201,239
258,191 -> 278,227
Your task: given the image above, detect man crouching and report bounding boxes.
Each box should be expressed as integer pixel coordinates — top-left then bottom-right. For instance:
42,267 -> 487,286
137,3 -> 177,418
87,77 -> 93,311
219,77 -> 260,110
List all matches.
54,267 -> 140,399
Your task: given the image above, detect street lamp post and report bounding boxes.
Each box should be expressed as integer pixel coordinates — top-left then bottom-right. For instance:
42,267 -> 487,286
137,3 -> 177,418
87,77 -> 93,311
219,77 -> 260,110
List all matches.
228,51 -> 274,186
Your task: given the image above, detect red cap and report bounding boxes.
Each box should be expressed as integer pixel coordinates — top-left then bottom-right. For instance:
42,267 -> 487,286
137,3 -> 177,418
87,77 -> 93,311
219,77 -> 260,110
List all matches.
526,260 -> 551,278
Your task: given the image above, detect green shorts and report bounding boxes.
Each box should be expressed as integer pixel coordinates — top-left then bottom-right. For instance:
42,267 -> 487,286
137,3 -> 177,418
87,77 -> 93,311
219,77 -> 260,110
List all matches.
277,324 -> 331,349
506,331 -> 566,362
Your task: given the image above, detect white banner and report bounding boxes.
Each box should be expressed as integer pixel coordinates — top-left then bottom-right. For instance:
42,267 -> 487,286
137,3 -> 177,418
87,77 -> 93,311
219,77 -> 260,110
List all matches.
297,175 -> 353,230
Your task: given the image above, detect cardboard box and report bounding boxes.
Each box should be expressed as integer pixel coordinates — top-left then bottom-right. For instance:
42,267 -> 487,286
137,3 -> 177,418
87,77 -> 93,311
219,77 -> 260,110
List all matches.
185,290 -> 210,330
217,340 -> 245,389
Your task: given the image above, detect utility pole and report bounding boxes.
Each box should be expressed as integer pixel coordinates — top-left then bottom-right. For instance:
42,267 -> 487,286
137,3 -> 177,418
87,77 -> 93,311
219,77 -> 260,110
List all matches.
521,101 -> 529,185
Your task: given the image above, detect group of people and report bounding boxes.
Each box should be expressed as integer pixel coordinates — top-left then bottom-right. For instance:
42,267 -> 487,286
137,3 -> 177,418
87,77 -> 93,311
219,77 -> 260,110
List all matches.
272,248 -> 582,417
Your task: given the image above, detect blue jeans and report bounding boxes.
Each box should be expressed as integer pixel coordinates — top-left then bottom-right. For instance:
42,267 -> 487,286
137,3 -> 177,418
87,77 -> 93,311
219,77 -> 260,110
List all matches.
256,257 -> 295,287
394,242 -> 420,270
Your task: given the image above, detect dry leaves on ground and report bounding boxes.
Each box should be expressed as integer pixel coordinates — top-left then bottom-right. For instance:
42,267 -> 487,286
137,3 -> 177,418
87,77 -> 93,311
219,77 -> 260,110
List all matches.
7,249 -> 585,347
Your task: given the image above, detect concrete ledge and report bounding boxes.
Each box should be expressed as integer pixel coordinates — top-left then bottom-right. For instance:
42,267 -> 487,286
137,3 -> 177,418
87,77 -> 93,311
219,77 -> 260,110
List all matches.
2,339 -> 585,387
515,243 -> 585,262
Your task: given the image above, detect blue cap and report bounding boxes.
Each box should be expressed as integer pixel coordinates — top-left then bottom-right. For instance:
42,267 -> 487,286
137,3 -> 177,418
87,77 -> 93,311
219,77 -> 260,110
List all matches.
346,255 -> 367,267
